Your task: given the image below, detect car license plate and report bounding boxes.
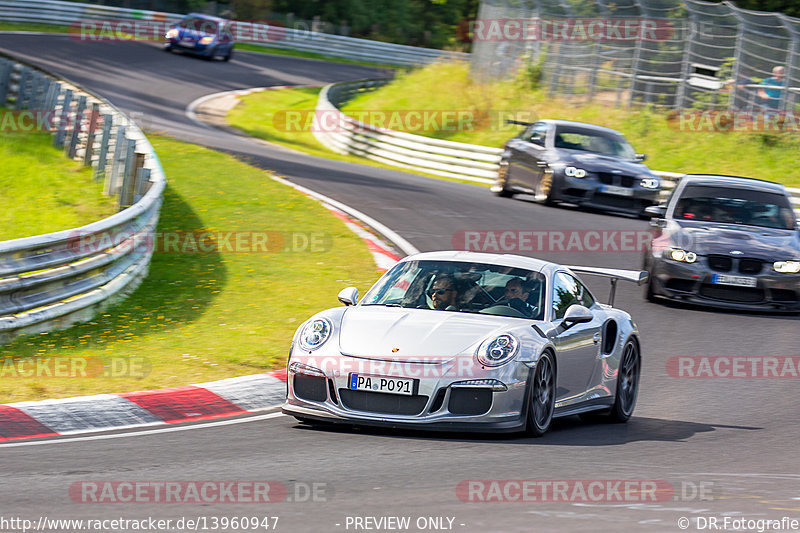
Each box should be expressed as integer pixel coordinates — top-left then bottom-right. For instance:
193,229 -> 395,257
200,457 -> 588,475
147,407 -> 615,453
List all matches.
349,373 -> 415,396
711,274 -> 758,287
599,185 -> 634,197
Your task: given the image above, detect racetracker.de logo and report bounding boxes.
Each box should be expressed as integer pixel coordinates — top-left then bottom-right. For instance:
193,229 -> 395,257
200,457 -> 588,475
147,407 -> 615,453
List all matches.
666,356 -> 800,378
668,110 -> 800,133
70,481 -> 287,504
462,18 -> 674,42
272,109 -> 537,133
456,480 -> 674,502
69,19 -> 287,43
452,230 -> 653,253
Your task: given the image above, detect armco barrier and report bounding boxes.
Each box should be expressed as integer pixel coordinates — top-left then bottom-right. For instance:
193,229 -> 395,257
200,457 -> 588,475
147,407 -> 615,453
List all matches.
0,0 -> 468,67
0,56 -> 165,344
314,79 -> 800,209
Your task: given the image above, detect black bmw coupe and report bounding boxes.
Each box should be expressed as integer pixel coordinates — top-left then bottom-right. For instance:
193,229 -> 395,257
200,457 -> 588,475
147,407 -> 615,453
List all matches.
492,119 -> 662,216
643,174 -> 800,312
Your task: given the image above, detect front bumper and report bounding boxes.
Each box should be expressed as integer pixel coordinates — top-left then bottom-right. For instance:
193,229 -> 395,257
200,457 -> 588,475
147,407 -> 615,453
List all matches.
650,256 -> 800,311
282,356 -> 532,433
553,175 -> 660,215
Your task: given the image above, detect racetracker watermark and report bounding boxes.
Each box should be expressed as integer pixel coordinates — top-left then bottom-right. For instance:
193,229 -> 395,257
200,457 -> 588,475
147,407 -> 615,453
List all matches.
456,480 -> 715,503
668,110 -> 800,133
462,18 -> 674,42
0,356 -> 150,379
667,356 -> 800,378
69,481 -> 328,503
452,230 -> 653,253
67,230 -> 332,255
291,355 -> 488,380
69,19 -> 289,43
272,109 -> 537,133
0,109 -> 91,133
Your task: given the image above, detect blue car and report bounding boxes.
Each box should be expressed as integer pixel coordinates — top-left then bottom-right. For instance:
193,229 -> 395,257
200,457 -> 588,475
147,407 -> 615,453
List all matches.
164,13 -> 234,61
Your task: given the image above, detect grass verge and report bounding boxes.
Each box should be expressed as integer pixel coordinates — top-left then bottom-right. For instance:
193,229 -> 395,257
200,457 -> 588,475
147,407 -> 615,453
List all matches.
226,86 -> 489,187
0,126 -> 117,241
0,135 -> 382,402
234,43 -> 401,69
341,62 -> 800,188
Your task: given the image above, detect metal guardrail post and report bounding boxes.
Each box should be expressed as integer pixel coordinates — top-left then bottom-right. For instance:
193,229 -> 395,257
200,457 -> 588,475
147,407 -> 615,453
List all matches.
134,167 -> 151,204
14,66 -> 30,110
106,125 -> 126,196
118,142 -> 139,209
54,88 -> 72,148
67,94 -> 86,159
0,59 -> 10,107
83,102 -> 100,166
94,114 -> 113,182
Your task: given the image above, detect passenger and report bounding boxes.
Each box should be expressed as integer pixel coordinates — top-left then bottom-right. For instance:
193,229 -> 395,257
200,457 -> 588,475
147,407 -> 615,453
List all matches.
500,278 -> 536,317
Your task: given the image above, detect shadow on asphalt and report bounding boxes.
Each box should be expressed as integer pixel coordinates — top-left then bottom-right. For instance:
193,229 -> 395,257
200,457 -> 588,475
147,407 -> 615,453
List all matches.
287,415 -> 759,445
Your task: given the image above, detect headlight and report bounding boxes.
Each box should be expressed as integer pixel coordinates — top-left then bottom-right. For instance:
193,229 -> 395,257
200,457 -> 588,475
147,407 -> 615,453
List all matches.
665,248 -> 697,263
564,166 -> 587,178
298,318 -> 332,351
477,334 -> 519,367
774,261 -> 800,273
165,28 -> 178,39
640,177 -> 660,189
199,36 -> 215,45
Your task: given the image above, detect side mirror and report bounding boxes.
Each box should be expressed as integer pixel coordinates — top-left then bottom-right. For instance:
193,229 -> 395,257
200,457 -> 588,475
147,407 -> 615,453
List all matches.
337,287 -> 359,306
634,153 -> 647,162
644,205 -> 667,218
562,304 -> 593,328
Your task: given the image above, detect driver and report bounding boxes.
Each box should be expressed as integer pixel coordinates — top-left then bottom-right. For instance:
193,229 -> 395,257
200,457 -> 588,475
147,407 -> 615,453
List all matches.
428,274 -> 460,311
500,278 -> 536,317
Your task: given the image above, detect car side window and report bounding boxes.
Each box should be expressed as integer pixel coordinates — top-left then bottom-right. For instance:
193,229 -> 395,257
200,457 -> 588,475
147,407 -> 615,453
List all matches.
529,123 -> 548,146
552,272 -> 594,319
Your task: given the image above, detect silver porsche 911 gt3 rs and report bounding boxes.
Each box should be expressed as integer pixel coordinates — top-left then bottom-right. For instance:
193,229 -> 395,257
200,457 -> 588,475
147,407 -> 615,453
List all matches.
282,251 -> 647,436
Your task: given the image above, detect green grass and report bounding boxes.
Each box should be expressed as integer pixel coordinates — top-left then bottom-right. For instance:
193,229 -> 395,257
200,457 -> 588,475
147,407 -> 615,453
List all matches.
0,135 -> 382,402
341,62 -> 800,188
0,128 -> 117,241
0,22 -> 70,33
234,43 -> 402,69
226,86 -> 490,187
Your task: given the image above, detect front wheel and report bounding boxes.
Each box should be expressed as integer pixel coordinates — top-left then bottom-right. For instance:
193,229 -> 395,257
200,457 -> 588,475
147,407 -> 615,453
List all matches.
534,170 -> 555,206
526,352 -> 556,437
609,339 -> 640,422
223,48 -> 233,62
492,162 -> 514,198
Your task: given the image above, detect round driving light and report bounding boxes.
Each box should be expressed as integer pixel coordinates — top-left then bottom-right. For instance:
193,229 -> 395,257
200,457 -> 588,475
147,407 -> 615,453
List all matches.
477,334 -> 519,367
299,318 -> 332,351
670,249 -> 686,262
685,252 -> 697,263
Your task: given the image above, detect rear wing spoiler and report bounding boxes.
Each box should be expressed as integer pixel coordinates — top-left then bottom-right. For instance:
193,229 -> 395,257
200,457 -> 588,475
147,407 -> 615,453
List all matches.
566,266 -> 649,307
505,119 -> 535,127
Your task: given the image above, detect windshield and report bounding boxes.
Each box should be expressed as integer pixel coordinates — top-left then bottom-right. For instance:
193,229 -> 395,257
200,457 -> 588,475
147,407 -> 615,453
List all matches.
553,126 -> 636,159
361,260 -> 546,320
182,17 -> 218,34
674,185 -> 796,230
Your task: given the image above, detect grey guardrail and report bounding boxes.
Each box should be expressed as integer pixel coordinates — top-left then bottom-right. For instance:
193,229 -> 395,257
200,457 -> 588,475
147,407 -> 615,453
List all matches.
314,79 -> 800,209
0,0 -> 468,67
0,56 -> 165,344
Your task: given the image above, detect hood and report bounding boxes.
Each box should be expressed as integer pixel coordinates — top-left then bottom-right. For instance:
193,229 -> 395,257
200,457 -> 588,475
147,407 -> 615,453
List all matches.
338,307 -> 513,362
558,152 -> 650,175
670,220 -> 800,260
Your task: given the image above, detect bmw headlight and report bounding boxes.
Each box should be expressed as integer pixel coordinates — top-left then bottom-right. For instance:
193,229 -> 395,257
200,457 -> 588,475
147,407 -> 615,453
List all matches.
165,28 -> 179,39
665,248 -> 697,263
199,36 -> 215,45
640,177 -> 660,189
477,334 -> 519,367
773,261 -> 800,273
564,166 -> 587,178
298,318 -> 332,351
